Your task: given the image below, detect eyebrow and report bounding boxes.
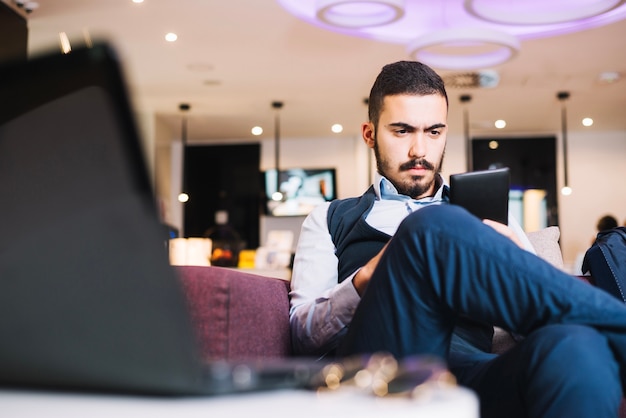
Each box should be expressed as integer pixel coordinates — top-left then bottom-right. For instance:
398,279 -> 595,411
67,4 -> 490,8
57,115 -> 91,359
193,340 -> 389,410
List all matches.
385,122 -> 447,132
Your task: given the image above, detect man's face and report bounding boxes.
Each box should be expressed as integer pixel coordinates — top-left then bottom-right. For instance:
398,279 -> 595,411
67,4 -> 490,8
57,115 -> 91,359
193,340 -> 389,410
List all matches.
362,94 -> 448,199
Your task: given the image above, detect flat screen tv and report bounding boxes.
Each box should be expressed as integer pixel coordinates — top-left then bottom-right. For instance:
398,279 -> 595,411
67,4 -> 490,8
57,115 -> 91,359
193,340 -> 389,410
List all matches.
264,168 -> 337,216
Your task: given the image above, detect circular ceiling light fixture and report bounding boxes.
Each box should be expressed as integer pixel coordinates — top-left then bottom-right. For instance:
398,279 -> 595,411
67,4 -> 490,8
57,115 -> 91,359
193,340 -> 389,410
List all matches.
464,0 -> 626,26
279,0 -> 626,70
407,28 -> 520,70
316,0 -> 405,28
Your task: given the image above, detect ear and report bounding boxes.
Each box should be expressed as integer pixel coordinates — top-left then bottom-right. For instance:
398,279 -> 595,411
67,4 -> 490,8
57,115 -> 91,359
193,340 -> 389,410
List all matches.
362,122 -> 375,149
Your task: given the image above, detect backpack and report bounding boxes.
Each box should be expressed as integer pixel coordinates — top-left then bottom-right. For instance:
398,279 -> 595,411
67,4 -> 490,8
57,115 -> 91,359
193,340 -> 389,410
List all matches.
582,227 -> 626,303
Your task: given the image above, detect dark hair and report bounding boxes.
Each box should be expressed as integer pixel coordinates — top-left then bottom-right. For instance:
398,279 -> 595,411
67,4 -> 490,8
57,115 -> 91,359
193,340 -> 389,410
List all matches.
597,215 -> 618,231
367,61 -> 448,127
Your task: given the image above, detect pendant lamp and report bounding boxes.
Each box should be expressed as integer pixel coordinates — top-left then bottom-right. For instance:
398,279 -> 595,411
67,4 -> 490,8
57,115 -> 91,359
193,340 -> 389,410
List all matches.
557,92 -> 572,196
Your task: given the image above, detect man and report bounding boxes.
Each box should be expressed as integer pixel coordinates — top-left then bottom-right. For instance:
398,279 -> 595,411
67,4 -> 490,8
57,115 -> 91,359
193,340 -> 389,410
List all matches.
289,61 -> 626,418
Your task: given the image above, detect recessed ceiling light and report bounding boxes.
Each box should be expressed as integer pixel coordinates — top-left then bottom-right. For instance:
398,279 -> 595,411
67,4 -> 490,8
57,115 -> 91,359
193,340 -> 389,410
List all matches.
331,123 -> 343,133
494,119 -> 506,129
132,0 -> 144,4
251,126 -> 263,136
582,117 -> 594,127
165,32 -> 178,42
598,71 -> 620,84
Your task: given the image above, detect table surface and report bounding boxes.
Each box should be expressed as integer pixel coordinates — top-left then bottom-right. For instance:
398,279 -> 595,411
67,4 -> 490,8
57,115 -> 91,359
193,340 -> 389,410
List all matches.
2,385 -> 478,418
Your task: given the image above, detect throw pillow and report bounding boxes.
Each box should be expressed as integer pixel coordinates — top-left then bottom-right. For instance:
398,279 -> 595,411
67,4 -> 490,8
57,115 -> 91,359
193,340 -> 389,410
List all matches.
526,226 -> 565,271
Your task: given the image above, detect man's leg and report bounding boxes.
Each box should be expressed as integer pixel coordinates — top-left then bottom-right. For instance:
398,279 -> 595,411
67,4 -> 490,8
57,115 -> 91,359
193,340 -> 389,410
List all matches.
337,205 -> 626,384
450,325 -> 622,418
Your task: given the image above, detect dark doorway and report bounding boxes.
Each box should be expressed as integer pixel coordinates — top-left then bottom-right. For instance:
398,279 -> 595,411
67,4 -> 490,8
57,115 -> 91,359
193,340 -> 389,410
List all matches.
183,144 -> 261,249
472,136 -> 558,227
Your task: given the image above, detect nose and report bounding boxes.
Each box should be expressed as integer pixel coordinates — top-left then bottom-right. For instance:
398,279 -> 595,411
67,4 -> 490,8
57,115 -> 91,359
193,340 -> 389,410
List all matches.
408,134 -> 426,159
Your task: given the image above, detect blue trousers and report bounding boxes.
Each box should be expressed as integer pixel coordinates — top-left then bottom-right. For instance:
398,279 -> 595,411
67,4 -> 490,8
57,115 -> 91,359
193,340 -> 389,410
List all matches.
337,205 -> 626,418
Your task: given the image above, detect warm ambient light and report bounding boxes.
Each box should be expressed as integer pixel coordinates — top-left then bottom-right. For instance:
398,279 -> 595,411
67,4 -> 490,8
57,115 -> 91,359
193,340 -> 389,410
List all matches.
331,123 -> 343,133
59,32 -> 71,54
582,117 -> 594,127
165,33 -> 178,42
488,140 -> 499,150
251,126 -> 263,136
494,119 -> 506,129
178,193 -> 189,203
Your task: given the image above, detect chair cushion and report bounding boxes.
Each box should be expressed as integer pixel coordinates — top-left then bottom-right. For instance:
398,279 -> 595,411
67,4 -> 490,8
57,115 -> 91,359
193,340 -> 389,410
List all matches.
174,266 -> 292,361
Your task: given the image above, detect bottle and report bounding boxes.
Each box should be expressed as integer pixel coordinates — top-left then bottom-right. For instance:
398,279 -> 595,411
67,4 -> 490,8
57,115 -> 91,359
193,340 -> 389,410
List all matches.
204,210 -> 243,267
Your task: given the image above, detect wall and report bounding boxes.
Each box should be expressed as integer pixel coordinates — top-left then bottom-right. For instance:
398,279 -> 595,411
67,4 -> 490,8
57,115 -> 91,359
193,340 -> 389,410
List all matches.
156,127 -> 626,273
557,130 -> 626,272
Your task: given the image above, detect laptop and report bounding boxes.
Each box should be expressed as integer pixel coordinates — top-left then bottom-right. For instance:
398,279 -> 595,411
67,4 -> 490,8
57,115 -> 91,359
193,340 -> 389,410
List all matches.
0,43 -> 325,396
449,167 -> 510,225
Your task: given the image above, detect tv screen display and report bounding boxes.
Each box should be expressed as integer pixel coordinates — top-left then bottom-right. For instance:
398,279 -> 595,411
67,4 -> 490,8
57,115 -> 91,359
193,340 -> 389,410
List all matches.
264,168 -> 336,216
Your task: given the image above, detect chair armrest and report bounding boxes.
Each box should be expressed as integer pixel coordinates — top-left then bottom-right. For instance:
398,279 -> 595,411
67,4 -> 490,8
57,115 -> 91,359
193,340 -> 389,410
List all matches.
174,266 -> 292,361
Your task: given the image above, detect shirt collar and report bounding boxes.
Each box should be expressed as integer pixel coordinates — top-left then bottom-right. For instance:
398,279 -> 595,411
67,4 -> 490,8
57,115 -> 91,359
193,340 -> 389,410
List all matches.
373,172 -> 449,204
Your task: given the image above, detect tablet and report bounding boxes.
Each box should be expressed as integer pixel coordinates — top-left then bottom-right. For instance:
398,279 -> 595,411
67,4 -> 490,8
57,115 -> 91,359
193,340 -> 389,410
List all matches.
449,167 -> 510,225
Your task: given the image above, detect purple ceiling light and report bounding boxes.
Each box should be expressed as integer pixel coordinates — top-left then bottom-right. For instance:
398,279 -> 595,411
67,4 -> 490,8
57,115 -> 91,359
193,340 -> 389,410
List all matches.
407,27 -> 520,70
278,0 -> 626,70
316,0 -> 405,28
464,0 -> 626,26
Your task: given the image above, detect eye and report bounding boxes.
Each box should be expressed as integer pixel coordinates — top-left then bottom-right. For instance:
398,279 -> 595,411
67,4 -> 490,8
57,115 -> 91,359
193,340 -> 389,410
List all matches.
391,126 -> 413,136
385,124 -> 415,136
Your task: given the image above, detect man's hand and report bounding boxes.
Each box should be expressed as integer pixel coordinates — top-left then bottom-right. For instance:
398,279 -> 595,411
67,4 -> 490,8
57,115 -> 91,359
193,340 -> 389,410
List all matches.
483,219 -> 523,248
353,243 -> 389,296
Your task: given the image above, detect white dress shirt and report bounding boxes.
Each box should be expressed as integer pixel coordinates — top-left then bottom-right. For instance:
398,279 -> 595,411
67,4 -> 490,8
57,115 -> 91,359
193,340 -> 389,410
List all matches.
288,173 -> 534,356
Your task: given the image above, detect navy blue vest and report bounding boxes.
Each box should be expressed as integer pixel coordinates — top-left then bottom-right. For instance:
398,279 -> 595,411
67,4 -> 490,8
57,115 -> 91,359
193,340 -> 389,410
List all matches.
327,186 -> 389,282
327,187 -> 493,353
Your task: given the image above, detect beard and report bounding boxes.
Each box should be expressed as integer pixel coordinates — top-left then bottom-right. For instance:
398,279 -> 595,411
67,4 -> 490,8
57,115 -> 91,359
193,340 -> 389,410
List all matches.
374,142 -> 444,199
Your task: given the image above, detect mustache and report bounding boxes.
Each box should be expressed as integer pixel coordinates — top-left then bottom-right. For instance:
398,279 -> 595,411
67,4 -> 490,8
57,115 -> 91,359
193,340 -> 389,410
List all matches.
399,159 -> 435,171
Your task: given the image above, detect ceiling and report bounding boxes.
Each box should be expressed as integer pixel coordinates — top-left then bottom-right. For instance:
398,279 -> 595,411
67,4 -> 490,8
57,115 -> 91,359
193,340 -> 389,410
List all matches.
16,0 -> 626,142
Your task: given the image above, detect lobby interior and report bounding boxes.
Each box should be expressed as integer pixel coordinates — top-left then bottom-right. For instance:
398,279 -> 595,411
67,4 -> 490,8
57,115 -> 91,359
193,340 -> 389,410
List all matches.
5,0 -> 626,271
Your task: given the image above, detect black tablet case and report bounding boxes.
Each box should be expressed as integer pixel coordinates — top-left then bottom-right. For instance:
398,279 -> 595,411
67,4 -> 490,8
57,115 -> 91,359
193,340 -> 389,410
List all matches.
449,167 -> 510,225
